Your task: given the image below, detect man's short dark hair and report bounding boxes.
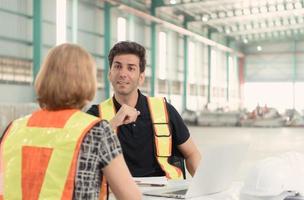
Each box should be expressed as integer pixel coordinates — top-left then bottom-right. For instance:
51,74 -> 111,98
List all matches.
108,41 -> 146,73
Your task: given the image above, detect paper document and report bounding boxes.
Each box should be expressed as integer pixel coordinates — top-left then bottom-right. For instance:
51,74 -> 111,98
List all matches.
133,176 -> 168,187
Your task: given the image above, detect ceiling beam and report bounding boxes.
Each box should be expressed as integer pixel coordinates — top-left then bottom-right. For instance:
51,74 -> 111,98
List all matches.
203,8 -> 304,25
105,0 -> 244,57
228,24 -> 304,36
159,0 -> 242,9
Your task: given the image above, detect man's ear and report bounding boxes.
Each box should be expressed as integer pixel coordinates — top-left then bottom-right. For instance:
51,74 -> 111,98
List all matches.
108,70 -> 111,81
139,72 -> 145,86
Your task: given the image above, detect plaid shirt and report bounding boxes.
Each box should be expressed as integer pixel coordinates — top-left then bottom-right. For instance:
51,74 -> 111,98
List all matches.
73,120 -> 122,199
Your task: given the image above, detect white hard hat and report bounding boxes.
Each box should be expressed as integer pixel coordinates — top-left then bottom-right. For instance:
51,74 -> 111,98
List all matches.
240,152 -> 304,199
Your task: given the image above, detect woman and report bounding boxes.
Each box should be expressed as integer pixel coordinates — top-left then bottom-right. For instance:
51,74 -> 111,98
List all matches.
0,43 -> 141,200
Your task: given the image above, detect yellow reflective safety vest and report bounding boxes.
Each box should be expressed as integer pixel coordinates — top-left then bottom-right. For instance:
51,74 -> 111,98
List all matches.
0,109 -> 101,200
99,97 -> 183,180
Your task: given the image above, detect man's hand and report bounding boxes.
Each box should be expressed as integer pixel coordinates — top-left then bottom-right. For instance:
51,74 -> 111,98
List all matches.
109,104 -> 140,130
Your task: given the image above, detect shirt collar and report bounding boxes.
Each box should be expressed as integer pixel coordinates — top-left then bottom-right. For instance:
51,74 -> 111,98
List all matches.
112,90 -> 144,111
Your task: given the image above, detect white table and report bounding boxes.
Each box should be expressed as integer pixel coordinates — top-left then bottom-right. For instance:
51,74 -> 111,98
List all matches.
109,181 -> 243,200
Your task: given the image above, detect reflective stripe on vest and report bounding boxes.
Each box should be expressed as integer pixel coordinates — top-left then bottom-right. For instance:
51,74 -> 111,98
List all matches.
146,97 -> 183,180
98,98 -> 115,198
99,97 -> 183,180
0,109 -> 100,200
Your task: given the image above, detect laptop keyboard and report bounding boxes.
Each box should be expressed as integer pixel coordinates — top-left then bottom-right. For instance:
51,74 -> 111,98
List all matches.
166,189 -> 188,195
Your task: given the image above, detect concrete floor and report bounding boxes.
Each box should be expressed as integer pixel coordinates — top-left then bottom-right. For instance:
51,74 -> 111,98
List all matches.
188,126 -> 304,181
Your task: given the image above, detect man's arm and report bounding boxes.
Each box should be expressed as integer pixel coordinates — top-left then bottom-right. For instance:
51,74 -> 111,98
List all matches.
177,136 -> 201,176
87,104 -> 140,130
109,104 -> 140,130
165,102 -> 201,177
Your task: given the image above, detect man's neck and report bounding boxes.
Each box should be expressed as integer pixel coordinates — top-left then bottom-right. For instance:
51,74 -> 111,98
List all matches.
114,90 -> 139,107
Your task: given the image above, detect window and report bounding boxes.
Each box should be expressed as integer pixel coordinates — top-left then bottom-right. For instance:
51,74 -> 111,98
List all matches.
244,82 -> 293,113
211,49 -> 217,85
188,41 -> 196,84
56,0 -> 67,44
158,31 -> 167,80
295,82 -> 304,111
117,17 -> 126,42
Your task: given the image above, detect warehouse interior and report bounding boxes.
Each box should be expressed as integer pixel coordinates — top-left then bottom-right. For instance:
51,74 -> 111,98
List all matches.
1,0 -> 304,199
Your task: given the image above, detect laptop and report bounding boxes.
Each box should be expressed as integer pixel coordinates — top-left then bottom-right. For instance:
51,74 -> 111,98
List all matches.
144,143 -> 248,199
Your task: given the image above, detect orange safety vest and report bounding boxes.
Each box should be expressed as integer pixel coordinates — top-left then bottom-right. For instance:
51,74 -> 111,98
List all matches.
99,97 -> 183,180
0,109 -> 105,200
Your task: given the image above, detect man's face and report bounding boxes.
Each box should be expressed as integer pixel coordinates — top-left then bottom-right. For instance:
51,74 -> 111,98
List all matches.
109,54 -> 145,96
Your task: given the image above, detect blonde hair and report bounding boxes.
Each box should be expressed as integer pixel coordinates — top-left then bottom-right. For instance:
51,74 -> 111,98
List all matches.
35,43 -> 97,110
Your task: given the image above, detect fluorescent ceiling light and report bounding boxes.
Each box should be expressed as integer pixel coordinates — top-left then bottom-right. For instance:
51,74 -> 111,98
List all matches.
290,18 -> 296,24
295,2 -> 302,9
235,10 -> 242,16
268,21 -> 274,27
201,15 -> 209,22
286,3 -> 294,10
269,5 -> 276,12
169,0 -> 177,4
277,4 -> 285,11
298,17 -> 304,23
257,45 -> 262,51
246,24 -> 252,30
252,7 -> 259,14
260,6 -> 268,13
219,12 -> 226,18
227,11 -> 234,17
243,8 -> 251,15
283,18 -> 289,25
275,19 -> 281,26
211,13 -> 217,19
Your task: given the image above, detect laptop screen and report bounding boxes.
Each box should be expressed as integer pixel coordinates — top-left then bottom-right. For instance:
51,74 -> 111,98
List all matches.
144,143 -> 248,199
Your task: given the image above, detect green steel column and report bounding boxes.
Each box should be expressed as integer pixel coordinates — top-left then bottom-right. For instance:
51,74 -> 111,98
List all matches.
128,15 -> 135,41
182,20 -> 189,111
207,29 -> 212,103
104,2 -> 111,98
150,2 -> 157,96
292,40 -> 297,109
33,0 -> 42,80
72,0 -> 78,43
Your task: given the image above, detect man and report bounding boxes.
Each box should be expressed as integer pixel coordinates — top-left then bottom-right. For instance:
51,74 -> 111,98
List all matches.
88,41 -> 201,179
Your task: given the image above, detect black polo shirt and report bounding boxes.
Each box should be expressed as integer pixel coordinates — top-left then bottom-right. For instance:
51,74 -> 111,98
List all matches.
87,90 -> 190,177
